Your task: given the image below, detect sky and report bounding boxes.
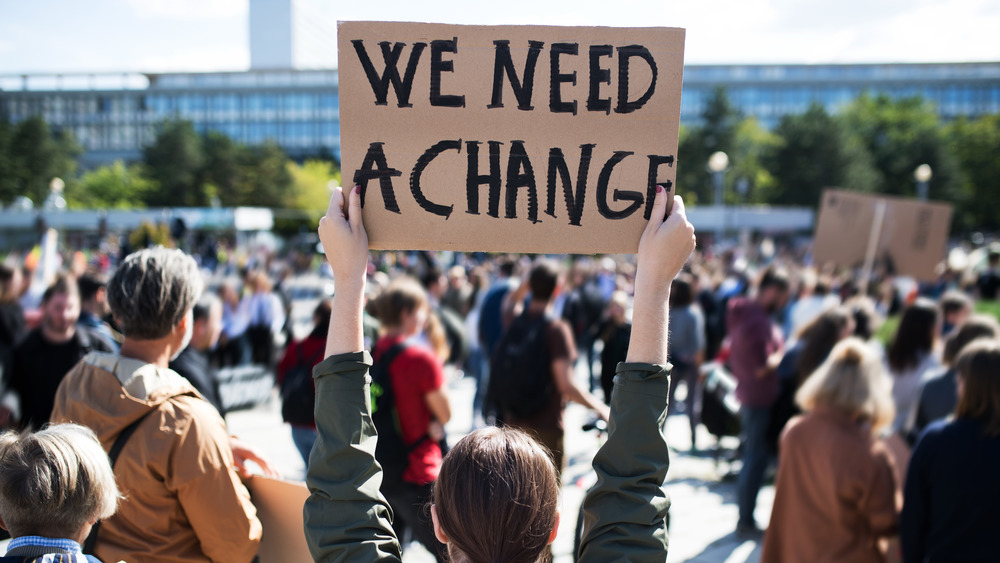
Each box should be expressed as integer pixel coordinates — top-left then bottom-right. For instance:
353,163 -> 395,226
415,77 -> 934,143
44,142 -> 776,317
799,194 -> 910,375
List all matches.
1,0 -> 999,75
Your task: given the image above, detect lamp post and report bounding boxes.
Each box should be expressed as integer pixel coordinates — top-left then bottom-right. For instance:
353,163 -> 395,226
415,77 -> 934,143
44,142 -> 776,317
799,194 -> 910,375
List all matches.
914,164 -> 932,201
707,151 -> 729,240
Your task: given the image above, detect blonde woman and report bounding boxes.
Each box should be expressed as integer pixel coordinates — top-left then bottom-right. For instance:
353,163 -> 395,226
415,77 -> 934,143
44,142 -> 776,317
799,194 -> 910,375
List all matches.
762,338 -> 899,563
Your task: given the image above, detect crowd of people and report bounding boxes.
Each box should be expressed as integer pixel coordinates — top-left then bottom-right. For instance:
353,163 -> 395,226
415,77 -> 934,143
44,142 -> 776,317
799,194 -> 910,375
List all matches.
0,187 -> 998,561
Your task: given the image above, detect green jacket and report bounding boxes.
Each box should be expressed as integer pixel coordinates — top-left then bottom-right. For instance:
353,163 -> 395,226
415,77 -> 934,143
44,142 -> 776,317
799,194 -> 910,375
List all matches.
304,351 -> 671,562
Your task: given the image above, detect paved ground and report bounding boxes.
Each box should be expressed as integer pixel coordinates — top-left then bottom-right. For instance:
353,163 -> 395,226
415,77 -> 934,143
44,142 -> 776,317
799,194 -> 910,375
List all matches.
227,364 -> 774,563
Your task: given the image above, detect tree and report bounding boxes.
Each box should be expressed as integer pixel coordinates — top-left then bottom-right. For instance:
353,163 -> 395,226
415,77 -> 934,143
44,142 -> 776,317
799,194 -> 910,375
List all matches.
840,94 -> 960,203
66,161 -> 154,209
729,117 -> 779,205
0,117 -> 14,205
200,131 -> 241,206
762,103 -> 878,207
676,87 -> 741,205
235,141 -> 292,208
142,120 -> 205,207
1,117 -> 80,206
948,114 -> 1000,232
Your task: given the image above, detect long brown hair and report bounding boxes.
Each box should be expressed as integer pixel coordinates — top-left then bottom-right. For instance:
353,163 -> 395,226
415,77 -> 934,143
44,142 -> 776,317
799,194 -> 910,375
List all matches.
955,339 -> 1000,437
887,298 -> 939,373
793,307 -> 853,385
433,427 -> 559,563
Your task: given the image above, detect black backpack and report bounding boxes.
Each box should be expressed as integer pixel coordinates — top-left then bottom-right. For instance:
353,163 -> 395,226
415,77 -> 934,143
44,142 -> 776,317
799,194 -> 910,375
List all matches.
489,312 -> 555,418
370,341 -> 429,485
280,343 -> 323,426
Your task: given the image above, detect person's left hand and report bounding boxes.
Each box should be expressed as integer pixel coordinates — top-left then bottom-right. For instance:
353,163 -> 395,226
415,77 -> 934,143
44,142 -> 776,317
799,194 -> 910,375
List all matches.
230,436 -> 281,479
318,185 -> 368,286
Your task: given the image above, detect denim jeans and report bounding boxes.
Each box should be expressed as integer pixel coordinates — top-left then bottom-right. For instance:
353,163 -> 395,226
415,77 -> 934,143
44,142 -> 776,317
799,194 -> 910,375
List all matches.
291,425 -> 317,467
737,405 -> 772,528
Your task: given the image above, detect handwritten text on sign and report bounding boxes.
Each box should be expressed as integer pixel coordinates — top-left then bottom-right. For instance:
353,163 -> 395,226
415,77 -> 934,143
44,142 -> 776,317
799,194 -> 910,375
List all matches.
338,22 -> 686,253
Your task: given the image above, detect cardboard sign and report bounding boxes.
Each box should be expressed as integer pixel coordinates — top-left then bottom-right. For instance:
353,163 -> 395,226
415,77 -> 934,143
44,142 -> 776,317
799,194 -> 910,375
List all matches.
813,189 -> 953,281
247,476 -> 312,563
338,21 -> 686,253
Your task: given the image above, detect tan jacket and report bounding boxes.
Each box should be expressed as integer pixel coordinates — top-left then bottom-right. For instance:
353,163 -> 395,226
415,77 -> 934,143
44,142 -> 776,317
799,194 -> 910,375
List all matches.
762,407 -> 899,563
51,352 -> 261,563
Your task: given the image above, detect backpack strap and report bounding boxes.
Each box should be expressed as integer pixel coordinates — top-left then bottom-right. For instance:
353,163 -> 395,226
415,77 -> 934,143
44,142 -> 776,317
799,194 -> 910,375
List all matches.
372,340 -> 429,450
82,409 -> 155,556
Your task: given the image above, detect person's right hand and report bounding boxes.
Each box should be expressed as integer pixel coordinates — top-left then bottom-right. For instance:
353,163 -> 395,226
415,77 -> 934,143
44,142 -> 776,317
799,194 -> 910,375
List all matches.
318,185 -> 368,285
636,186 -> 696,286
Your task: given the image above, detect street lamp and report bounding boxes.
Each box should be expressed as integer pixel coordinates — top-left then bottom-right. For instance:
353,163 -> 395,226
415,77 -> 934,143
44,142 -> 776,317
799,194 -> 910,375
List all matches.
914,164 -> 932,201
707,151 -> 729,240
707,151 -> 729,206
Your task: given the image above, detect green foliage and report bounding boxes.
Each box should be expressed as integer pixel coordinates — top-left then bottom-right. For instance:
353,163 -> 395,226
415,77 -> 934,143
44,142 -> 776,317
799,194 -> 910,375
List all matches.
0,116 -> 80,206
128,221 -> 173,249
840,94 -> 961,202
142,120 -> 205,207
274,159 -> 342,236
947,115 -> 1000,232
730,118 -> 779,204
66,161 -> 154,209
676,87 -> 741,205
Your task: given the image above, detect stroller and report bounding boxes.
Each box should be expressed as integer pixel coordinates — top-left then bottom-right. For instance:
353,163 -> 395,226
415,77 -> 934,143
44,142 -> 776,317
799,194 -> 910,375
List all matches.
698,362 -> 741,469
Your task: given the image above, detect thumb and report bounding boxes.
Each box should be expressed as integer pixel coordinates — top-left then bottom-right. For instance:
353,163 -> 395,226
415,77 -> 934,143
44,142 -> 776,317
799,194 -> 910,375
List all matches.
348,185 -> 364,231
644,185 -> 669,235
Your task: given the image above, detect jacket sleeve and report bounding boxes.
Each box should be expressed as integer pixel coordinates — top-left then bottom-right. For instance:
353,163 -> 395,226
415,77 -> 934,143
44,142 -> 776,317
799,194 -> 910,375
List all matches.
304,351 -> 402,563
170,398 -> 262,563
578,362 -> 671,563
900,428 -> 935,563
859,441 -> 900,539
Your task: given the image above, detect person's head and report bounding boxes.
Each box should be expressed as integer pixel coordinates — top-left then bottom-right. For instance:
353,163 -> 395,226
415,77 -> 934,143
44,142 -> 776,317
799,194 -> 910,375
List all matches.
954,339 -> 1000,437
942,314 -> 1000,366
189,292 -> 223,352
0,423 -> 120,542
250,271 -> 272,294
376,277 -> 430,335
845,296 -> 882,341
669,273 -> 694,308
756,267 -> 790,315
448,265 -> 467,289
887,298 -> 940,373
794,306 -> 855,385
0,263 -> 21,304
77,273 -> 110,317
606,290 -> 629,324
432,427 -> 559,563
41,274 -> 81,341
939,290 -> 973,336
420,267 -> 447,299
108,247 -> 203,352
311,298 -> 333,338
796,337 -> 895,435
529,259 -> 563,303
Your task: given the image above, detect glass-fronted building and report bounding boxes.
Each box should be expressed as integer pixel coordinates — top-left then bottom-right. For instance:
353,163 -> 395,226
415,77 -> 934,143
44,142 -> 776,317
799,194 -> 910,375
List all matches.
681,62 -> 1000,128
2,61 -> 998,166
0,70 -> 340,166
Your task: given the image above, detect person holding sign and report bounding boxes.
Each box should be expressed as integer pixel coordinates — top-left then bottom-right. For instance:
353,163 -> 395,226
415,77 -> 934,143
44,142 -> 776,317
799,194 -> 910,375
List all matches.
304,183 -> 693,562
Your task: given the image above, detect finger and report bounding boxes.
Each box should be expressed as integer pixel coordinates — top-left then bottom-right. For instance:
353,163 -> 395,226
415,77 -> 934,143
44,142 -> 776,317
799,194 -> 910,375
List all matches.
644,185 -> 669,234
348,185 -> 364,231
668,195 -> 687,223
326,186 -> 345,220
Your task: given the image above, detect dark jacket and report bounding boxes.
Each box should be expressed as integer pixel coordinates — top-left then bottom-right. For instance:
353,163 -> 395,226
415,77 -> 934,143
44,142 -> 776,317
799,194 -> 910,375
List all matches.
304,352 -> 672,562
902,418 -> 1000,563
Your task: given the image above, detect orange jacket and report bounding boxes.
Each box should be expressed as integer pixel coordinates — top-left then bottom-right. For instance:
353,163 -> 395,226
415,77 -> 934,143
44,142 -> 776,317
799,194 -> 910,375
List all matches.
51,352 -> 261,563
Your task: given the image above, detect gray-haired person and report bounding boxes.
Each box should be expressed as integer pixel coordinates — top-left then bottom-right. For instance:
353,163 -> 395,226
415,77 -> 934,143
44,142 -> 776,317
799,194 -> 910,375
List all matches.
0,423 -> 119,562
50,247 -> 269,563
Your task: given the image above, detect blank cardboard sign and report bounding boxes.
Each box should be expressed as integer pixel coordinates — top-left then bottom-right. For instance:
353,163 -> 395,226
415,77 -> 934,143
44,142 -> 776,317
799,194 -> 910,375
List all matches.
813,189 -> 953,281
248,476 -> 312,563
338,21 -> 686,253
